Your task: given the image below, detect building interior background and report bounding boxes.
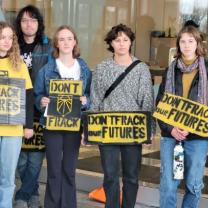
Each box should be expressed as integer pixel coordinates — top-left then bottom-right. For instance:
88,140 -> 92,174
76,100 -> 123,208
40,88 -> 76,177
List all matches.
1,0 -> 208,206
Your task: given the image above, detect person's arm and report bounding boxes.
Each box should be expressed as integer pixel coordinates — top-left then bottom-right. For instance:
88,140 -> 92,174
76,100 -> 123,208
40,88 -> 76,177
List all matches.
24,88 -> 34,139
138,63 -> 155,137
90,64 -> 105,111
21,61 -> 33,138
156,68 -> 174,134
34,67 -> 48,113
25,88 -> 34,128
80,59 -> 92,110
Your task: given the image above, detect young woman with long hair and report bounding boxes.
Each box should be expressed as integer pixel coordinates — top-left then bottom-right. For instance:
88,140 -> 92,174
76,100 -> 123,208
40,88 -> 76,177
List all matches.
157,25 -> 208,208
34,25 -> 91,208
0,21 -> 33,208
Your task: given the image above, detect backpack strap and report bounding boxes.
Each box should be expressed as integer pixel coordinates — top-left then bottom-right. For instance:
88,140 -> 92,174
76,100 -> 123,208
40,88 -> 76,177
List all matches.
103,60 -> 141,100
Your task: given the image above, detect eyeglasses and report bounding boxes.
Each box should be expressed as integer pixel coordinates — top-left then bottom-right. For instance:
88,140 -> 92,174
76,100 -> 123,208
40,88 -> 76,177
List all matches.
21,18 -> 38,24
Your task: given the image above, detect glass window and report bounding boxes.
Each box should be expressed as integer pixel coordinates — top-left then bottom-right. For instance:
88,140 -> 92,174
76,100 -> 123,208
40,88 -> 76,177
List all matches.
1,0 -> 207,68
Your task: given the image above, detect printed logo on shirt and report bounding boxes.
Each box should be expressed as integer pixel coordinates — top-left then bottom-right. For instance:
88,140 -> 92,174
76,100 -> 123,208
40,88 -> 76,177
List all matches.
21,52 -> 32,70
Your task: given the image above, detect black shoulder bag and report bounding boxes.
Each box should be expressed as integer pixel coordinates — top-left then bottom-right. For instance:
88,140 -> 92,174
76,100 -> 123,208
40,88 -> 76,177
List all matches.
103,60 -> 141,100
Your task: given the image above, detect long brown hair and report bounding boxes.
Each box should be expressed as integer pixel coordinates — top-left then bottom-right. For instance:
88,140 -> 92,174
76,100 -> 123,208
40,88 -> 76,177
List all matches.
52,25 -> 80,58
176,25 -> 206,58
0,21 -> 21,70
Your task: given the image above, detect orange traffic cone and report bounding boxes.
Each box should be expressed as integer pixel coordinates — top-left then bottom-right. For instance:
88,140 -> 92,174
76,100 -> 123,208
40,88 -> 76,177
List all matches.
89,187 -> 106,203
88,186 -> 122,203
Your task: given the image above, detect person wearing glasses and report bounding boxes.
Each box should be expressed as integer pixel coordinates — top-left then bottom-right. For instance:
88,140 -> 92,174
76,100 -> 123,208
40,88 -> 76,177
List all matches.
14,5 -> 52,208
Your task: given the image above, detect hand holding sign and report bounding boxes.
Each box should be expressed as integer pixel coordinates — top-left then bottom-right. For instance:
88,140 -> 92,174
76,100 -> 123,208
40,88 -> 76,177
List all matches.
80,96 -> 87,105
24,128 -> 34,139
171,127 -> 189,141
41,97 -> 50,108
81,133 -> 91,146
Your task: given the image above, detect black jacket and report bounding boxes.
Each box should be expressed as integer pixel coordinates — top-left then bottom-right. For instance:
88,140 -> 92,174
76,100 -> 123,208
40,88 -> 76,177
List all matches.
20,36 -> 52,119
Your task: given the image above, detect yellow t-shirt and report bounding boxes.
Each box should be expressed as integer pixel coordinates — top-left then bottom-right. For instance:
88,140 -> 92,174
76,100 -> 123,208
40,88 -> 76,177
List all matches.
182,56 -> 198,98
0,58 -> 32,136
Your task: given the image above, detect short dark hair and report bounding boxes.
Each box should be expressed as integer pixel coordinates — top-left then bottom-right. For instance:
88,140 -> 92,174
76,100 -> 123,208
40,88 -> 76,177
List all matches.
104,23 -> 135,53
176,25 -> 206,58
15,5 -> 45,45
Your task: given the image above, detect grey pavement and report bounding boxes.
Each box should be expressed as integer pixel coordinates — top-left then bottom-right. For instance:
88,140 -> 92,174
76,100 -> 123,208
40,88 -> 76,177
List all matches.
15,180 -> 156,208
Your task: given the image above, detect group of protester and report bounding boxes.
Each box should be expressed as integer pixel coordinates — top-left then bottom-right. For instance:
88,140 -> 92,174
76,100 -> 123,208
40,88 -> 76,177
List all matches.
0,4 -> 207,208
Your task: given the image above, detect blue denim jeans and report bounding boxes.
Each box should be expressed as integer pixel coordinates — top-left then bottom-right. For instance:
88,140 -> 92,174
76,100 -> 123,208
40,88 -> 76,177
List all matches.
160,137 -> 208,208
15,151 -> 45,202
99,145 -> 142,208
0,136 -> 22,208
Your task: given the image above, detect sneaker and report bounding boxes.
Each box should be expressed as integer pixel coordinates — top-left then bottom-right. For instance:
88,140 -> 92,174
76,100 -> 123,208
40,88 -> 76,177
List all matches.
28,195 -> 42,208
14,200 -> 28,208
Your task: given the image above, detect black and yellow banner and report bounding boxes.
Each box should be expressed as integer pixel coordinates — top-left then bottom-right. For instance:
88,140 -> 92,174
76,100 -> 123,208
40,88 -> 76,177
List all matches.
154,93 -> 208,137
0,77 -> 25,124
46,79 -> 82,131
22,118 -> 45,150
49,79 -> 82,96
83,111 -> 151,144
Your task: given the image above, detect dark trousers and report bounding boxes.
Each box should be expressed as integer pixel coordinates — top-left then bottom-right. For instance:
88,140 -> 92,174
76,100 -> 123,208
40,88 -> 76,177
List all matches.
99,145 -> 142,208
43,130 -> 81,208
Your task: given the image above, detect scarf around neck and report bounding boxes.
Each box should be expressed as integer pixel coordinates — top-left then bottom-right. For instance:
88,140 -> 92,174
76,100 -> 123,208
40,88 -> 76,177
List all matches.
165,56 -> 208,105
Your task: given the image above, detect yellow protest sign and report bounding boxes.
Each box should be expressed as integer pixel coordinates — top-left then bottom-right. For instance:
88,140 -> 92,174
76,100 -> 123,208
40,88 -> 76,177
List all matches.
49,79 -> 82,96
0,78 -> 25,124
22,119 -> 45,150
0,85 -> 20,115
46,79 -> 82,131
153,93 -> 208,137
46,116 -> 81,131
83,111 -> 151,144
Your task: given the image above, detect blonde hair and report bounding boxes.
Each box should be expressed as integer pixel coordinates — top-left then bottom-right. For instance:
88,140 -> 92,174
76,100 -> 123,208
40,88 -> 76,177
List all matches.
0,21 -> 22,70
52,25 -> 80,58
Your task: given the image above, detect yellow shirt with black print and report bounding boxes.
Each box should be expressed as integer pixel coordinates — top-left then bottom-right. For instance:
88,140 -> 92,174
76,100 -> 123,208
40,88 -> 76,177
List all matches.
182,56 -> 198,98
0,57 -> 32,136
